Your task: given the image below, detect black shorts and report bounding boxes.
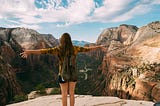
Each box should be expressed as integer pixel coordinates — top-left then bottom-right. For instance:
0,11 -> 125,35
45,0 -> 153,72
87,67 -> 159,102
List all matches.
58,75 -> 66,83
58,75 -> 77,83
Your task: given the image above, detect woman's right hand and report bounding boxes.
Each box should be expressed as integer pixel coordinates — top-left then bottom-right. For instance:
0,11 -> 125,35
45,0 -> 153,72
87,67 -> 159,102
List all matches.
20,50 -> 28,58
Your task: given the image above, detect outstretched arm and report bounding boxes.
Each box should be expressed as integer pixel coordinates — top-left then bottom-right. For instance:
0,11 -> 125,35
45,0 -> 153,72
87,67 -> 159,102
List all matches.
20,47 -> 59,58
20,49 -> 41,58
76,45 -> 106,53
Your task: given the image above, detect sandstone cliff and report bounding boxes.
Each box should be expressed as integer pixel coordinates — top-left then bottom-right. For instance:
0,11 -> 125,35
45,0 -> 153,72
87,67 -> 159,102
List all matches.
0,39 -> 23,105
92,21 -> 160,102
0,27 -> 59,105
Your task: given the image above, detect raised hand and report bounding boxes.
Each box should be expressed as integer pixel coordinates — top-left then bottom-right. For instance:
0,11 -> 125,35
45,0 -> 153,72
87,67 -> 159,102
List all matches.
20,50 -> 28,58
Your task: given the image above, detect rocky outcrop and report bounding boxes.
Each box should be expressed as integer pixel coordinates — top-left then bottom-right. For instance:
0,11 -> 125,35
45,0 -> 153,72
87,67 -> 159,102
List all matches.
96,24 -> 138,47
92,21 -> 160,102
6,95 -> 155,106
9,28 -> 58,49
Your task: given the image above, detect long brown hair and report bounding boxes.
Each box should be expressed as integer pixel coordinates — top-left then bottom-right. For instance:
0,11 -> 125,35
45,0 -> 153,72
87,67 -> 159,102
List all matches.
59,33 -> 74,56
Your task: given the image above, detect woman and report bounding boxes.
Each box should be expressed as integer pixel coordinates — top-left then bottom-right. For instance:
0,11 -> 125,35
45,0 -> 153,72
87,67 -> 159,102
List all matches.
20,33 -> 105,106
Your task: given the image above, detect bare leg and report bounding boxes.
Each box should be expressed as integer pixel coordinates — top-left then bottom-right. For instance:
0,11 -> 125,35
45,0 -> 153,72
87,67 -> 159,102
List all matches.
69,82 -> 76,106
60,83 -> 68,106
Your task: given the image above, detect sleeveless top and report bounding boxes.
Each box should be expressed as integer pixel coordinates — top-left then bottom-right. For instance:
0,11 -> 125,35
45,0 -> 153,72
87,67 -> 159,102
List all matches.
40,46 -> 90,82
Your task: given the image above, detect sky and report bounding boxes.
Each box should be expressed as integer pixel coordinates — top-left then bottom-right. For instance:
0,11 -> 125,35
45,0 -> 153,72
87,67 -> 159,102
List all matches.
0,0 -> 160,43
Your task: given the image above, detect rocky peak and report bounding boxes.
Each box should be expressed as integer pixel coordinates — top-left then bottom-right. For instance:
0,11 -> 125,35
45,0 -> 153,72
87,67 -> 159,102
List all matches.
118,24 -> 138,45
96,27 -> 118,46
128,21 -> 160,63
96,24 -> 138,46
41,34 -> 59,48
0,27 -> 58,50
8,28 -> 59,49
147,21 -> 160,30
132,21 -> 160,45
96,24 -> 138,51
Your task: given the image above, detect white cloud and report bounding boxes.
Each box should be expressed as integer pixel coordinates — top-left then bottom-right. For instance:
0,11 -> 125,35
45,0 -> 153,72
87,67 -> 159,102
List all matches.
152,0 -> 160,4
66,0 -> 94,23
6,23 -> 40,30
0,0 -> 35,15
1,18 -> 40,30
56,22 -> 71,27
112,3 -> 152,22
90,0 -> 133,21
0,0 -> 159,28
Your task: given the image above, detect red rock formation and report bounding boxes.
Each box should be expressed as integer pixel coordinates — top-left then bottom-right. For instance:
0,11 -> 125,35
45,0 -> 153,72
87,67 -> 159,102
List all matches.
93,21 -> 160,102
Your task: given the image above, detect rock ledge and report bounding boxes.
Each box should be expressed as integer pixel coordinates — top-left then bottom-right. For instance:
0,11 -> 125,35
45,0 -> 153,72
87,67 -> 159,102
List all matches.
7,95 -> 154,106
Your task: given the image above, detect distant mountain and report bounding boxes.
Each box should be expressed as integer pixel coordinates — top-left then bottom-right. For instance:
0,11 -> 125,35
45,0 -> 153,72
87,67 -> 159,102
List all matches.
72,40 -> 90,46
